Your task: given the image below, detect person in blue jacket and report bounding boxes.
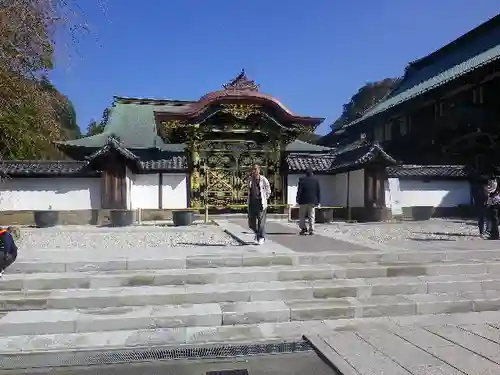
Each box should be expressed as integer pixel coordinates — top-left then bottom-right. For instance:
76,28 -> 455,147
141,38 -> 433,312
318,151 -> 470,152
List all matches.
0,227 -> 18,277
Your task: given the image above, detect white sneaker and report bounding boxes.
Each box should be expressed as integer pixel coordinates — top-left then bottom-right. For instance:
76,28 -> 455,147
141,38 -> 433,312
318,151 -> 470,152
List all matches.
0,271 -> 4,279
257,238 -> 265,245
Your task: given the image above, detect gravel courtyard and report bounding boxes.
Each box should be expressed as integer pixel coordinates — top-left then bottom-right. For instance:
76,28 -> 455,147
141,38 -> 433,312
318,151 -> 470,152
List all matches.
282,218 -> 489,251
16,224 -> 241,249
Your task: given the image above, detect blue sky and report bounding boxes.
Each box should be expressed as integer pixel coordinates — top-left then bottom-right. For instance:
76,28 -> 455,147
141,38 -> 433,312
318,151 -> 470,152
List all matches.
49,1 -> 500,136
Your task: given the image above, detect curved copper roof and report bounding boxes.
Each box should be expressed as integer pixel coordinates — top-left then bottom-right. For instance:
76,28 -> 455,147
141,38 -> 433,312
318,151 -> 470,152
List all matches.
156,70 -> 325,124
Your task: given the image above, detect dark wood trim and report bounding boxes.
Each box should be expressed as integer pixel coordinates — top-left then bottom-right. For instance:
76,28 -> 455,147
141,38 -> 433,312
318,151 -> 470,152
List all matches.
158,173 -> 163,209
346,171 -> 351,208
364,166 -> 386,208
186,172 -> 191,208
100,155 -> 127,210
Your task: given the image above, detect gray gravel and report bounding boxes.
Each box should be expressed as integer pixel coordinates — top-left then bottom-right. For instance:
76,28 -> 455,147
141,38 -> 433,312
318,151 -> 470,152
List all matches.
16,225 -> 240,249
283,218 -> 480,244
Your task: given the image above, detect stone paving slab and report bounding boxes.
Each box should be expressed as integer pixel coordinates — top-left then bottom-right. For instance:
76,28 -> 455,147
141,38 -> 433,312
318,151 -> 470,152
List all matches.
224,219 -> 384,253
309,322 -> 500,374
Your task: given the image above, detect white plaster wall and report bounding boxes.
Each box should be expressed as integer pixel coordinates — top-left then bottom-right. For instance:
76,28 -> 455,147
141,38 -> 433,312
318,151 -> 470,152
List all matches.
0,178 -> 101,211
331,173 -> 348,207
399,180 -> 471,207
384,180 -> 391,208
131,173 -> 160,209
348,169 -> 365,207
125,168 -> 133,210
162,173 -> 188,209
287,173 -> 357,207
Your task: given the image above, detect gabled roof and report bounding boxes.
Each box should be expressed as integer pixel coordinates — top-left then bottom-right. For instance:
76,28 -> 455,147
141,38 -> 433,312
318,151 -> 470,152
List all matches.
0,153 -> 188,177
345,15 -> 500,128
330,143 -> 398,172
0,160 -> 97,177
86,136 -> 140,163
57,98 -> 188,151
286,153 -> 336,172
387,164 -> 469,179
285,142 -> 397,173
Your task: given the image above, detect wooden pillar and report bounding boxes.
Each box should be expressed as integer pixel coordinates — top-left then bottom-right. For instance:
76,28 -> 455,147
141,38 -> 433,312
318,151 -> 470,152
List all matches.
364,166 -> 386,208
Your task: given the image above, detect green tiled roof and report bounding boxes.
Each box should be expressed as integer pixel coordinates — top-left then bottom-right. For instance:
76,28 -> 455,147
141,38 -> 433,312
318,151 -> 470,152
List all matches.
58,99 -> 188,151
346,22 -> 500,128
60,98 -> 329,153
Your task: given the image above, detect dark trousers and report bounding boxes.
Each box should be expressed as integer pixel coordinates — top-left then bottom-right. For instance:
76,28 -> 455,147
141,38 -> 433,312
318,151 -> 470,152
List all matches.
0,253 -> 16,272
478,206 -> 489,234
489,205 -> 499,240
248,202 -> 267,240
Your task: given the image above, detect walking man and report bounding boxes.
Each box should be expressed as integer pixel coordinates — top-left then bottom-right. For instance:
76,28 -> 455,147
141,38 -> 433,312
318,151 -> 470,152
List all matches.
247,164 -> 271,245
487,177 -> 500,240
473,178 -> 489,236
296,168 -> 321,235
0,227 -> 18,277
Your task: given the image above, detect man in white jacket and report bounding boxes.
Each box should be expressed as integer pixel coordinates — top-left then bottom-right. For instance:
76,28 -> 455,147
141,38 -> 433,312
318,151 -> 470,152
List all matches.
247,164 -> 271,245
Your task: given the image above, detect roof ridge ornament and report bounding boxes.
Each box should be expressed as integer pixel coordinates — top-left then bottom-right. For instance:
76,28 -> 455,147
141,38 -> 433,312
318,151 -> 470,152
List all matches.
222,69 -> 260,91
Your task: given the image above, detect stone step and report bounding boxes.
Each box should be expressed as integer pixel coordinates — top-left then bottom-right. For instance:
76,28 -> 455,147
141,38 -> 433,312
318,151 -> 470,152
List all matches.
3,272 -> 500,312
1,289 -> 500,338
9,249 -> 500,274
0,265 -> 339,291
2,263 -> 500,293
4,310 -> 500,369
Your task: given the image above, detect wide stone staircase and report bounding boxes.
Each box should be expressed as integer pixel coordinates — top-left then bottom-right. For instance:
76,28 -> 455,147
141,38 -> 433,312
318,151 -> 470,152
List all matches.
3,246 -> 500,368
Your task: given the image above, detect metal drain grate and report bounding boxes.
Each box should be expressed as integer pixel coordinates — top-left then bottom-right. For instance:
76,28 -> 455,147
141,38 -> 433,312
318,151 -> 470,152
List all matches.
0,341 -> 312,370
206,370 -> 249,375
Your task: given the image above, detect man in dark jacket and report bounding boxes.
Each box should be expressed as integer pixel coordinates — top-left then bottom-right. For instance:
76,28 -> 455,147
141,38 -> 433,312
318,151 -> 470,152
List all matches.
0,227 -> 18,277
296,168 -> 321,235
473,179 -> 489,236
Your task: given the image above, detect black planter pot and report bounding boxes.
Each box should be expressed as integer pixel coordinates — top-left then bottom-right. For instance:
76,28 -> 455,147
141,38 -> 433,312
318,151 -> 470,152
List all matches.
403,206 -> 434,221
109,210 -> 134,227
172,211 -> 194,226
359,207 -> 386,222
34,211 -> 59,228
315,208 -> 334,223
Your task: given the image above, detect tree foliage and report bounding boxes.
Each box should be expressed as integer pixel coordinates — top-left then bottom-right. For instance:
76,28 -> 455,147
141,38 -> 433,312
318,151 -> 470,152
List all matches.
0,0 -> 93,160
331,78 -> 401,130
85,107 -> 110,136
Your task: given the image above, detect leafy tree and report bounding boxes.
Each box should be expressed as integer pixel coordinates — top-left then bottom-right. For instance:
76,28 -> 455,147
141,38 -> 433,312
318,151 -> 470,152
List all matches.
0,0 -> 98,160
85,119 -> 105,136
40,74 -> 81,139
331,78 -> 401,130
85,107 -> 110,136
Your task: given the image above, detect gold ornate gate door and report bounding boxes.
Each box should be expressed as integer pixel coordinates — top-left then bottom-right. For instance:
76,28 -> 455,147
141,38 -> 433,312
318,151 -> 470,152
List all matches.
202,150 -> 280,208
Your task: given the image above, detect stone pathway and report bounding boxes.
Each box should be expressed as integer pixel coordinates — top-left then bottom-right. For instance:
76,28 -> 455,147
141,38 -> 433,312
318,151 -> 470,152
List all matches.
306,320 -> 500,375
3,219 -> 500,371
228,219 -> 376,253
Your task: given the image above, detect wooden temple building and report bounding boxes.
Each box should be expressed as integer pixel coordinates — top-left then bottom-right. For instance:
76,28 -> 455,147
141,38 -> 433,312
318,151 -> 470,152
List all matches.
319,14 -> 500,173
2,14 -> 500,224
